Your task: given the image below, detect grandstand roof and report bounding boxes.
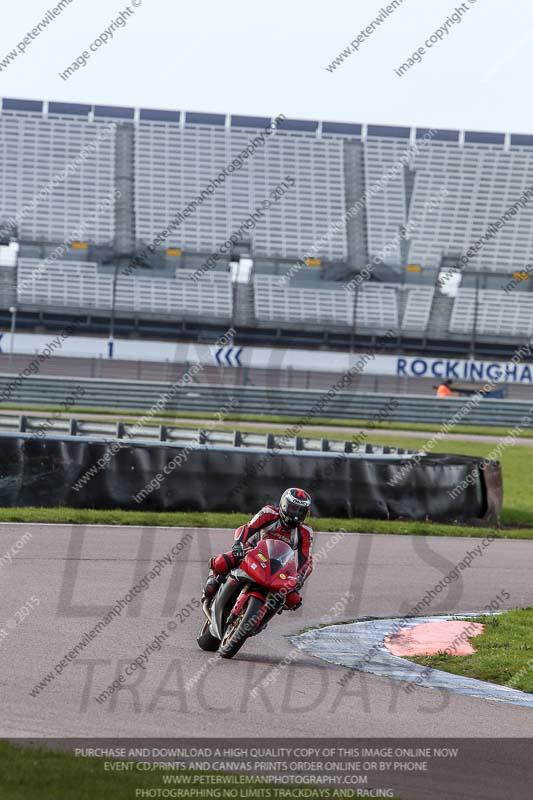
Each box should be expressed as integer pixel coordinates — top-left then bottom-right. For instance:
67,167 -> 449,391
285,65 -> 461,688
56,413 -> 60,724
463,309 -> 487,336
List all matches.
1,97 -> 531,144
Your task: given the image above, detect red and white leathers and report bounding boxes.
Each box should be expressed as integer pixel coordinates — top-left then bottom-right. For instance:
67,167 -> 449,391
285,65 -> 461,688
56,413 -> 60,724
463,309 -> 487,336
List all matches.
207,505 -> 314,608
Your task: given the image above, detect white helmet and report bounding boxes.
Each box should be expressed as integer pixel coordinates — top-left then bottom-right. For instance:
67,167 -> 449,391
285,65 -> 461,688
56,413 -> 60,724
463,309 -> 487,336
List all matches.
279,488 -> 311,526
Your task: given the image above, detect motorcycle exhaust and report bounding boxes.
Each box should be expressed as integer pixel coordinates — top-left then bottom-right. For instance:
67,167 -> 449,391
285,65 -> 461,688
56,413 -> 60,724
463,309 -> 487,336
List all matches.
202,600 -> 212,623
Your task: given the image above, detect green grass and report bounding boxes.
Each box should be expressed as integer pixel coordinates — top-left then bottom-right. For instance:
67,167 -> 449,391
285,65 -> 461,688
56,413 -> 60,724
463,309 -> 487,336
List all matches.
4,401 -> 533,439
0,741 -> 401,799
407,608 -> 533,692
0,741 -> 161,800
2,506 -> 533,539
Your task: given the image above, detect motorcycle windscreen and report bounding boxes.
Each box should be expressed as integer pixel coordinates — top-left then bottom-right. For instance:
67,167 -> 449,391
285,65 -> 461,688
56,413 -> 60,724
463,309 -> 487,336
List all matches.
263,539 -> 296,575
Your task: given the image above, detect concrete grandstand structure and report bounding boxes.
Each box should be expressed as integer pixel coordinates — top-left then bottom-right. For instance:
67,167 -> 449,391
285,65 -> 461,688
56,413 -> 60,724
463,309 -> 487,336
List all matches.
1,96 -> 533,354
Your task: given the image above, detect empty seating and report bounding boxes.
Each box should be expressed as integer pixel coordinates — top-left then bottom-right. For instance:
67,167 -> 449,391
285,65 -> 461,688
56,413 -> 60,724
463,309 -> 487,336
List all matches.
353,283 -> 399,329
0,113 -> 115,244
450,288 -> 533,336
253,278 -> 431,332
365,135 -> 533,273
253,275 -> 353,326
17,259 -> 233,320
17,260 -> 107,308
401,286 -> 434,331
135,121 -> 347,261
5,98 -> 533,344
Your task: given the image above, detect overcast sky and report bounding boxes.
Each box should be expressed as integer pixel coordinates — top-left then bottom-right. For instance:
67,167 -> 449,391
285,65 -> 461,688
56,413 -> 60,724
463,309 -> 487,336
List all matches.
1,0 -> 532,133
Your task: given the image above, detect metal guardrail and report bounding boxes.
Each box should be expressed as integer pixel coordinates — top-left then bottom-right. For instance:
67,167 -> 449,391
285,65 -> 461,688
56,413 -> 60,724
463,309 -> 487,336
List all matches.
0,373 -> 532,428
0,414 -> 419,457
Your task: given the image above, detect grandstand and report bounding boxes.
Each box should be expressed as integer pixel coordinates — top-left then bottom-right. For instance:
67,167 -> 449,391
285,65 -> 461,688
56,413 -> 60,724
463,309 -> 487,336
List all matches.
135,114 -> 347,260
1,97 -> 533,355
253,279 -> 432,334
17,259 -> 233,323
450,288 -> 533,337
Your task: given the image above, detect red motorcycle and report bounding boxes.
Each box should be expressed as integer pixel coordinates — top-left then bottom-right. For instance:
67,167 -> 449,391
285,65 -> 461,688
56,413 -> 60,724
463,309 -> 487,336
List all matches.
197,538 -> 300,658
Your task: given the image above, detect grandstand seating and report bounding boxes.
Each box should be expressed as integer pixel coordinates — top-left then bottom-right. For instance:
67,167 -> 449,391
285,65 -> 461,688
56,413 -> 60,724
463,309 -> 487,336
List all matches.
16,259 -> 233,321
401,286 -> 434,331
253,275 -> 353,327
135,121 -> 347,261
3,100 -> 533,279
20,261 -> 113,310
365,135 -> 533,272
253,279 -> 533,339
254,277 -> 432,333
0,112 -> 115,244
353,282 -> 399,330
450,288 -> 533,336
3,98 -> 533,345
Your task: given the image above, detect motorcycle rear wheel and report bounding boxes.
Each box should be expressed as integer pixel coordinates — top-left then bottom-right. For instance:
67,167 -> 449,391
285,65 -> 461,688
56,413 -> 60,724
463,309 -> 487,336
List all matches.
197,617 -> 221,652
219,596 -> 264,659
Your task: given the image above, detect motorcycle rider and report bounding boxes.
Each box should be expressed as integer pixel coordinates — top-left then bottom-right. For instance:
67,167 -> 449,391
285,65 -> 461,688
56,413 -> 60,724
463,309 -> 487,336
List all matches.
202,488 -> 313,611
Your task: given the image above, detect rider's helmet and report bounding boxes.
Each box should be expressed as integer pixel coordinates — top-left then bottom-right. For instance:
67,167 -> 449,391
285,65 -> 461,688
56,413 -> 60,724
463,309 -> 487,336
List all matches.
279,488 -> 311,527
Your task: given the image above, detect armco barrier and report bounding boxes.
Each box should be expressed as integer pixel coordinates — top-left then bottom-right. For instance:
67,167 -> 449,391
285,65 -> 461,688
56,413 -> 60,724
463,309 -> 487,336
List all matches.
0,373 -> 532,428
0,432 -> 501,523
0,415 -> 421,455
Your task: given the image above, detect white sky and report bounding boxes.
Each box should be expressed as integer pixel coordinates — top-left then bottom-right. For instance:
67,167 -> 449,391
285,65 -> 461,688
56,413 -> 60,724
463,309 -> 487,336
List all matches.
1,0 -> 532,134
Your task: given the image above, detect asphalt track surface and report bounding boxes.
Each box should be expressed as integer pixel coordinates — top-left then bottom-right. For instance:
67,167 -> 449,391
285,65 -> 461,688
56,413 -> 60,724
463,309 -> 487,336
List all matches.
1,523 -> 532,797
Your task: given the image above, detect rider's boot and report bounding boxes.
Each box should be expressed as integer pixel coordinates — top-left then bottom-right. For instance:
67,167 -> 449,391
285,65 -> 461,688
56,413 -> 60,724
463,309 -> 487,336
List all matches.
202,566 -> 223,604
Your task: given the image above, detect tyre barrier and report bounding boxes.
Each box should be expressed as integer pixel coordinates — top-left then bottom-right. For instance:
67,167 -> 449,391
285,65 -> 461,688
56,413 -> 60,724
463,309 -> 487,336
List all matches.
0,432 -> 501,523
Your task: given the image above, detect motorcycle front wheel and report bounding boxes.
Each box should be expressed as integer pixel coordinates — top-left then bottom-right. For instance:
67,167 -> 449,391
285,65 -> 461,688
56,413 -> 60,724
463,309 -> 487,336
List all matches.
219,596 -> 264,659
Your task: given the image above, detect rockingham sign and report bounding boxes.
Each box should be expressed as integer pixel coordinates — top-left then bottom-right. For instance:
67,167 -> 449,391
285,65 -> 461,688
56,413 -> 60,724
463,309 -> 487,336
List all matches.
252,348 -> 533,385
394,355 -> 533,384
3,332 -> 533,385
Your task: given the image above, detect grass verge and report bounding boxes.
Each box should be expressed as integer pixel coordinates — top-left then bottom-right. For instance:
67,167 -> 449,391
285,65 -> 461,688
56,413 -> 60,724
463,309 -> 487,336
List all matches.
0,741 -> 400,800
407,608 -> 533,692
1,507 -> 532,539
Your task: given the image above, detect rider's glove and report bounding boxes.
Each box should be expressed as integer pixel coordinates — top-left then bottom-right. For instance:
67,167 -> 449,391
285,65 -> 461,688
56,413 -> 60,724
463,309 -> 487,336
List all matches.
232,541 -> 245,562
